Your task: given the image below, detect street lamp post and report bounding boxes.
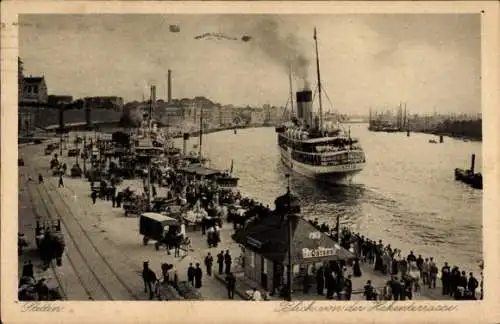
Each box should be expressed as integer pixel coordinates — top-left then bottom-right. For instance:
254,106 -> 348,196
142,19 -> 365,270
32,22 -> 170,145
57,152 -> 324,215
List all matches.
59,131 -> 63,156
285,173 -> 293,302
83,136 -> 87,175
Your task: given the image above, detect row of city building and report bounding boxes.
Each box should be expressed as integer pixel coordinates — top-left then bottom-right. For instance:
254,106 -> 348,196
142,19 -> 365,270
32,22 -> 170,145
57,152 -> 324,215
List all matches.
18,58 -> 284,131
19,60 -> 124,111
129,98 -> 283,129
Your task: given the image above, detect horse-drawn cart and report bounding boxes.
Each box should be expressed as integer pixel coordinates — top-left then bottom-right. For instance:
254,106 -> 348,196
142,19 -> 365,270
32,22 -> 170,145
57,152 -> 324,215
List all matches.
70,164 -> 83,178
139,213 -> 190,252
35,219 -> 65,269
123,196 -> 148,216
68,148 -> 80,157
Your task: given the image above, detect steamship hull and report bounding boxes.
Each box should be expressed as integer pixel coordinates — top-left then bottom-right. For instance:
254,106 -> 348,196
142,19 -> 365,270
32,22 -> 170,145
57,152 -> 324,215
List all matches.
279,146 -> 365,183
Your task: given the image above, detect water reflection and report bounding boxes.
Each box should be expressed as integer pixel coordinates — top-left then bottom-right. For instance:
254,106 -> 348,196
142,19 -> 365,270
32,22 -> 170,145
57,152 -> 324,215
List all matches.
275,162 -> 365,224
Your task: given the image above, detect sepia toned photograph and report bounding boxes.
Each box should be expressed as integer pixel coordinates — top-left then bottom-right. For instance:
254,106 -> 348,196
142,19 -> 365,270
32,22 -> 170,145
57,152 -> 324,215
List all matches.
2,1 -> 500,324
15,11 -> 485,302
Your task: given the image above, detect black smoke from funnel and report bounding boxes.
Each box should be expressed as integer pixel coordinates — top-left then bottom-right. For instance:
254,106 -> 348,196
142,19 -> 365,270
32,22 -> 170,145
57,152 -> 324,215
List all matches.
249,17 -> 310,87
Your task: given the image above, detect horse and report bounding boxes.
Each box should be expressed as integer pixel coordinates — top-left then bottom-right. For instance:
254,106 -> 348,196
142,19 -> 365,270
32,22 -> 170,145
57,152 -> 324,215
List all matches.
142,262 -> 157,300
38,230 -> 65,269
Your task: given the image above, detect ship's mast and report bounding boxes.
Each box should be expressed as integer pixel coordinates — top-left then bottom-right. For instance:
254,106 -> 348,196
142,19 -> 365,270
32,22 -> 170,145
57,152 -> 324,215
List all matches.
199,104 -> 203,158
288,64 -> 294,116
314,27 -> 324,132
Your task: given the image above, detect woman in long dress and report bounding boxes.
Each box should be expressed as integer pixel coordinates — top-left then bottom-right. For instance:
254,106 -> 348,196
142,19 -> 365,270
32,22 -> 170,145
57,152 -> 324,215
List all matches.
353,258 -> 362,277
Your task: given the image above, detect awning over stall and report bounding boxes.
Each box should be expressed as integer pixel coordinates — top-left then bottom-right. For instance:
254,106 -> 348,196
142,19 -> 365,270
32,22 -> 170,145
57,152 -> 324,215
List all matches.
233,214 -> 356,265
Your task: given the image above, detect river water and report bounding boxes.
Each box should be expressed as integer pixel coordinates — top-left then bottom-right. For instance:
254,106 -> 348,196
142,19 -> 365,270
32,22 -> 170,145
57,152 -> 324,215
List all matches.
174,124 -> 483,273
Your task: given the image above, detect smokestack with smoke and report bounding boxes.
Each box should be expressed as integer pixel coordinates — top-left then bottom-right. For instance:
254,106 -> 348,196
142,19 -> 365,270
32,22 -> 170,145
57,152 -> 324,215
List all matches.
296,90 -> 313,128
249,17 -> 311,88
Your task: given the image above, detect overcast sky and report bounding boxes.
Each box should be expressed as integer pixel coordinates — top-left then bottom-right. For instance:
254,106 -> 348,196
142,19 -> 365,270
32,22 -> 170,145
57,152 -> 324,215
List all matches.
19,14 -> 480,115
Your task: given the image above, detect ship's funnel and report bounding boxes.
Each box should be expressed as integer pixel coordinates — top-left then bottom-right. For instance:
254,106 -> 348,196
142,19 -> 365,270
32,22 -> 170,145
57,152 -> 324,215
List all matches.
296,89 -> 313,128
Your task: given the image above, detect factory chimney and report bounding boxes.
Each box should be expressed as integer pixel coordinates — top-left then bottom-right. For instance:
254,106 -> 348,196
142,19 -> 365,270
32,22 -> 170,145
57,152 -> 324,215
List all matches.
167,69 -> 172,104
150,85 -> 156,128
296,89 -> 313,129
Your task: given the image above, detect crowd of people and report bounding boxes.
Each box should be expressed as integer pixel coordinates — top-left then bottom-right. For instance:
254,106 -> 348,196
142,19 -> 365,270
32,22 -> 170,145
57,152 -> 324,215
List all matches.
307,219 -> 483,300
18,260 -> 63,301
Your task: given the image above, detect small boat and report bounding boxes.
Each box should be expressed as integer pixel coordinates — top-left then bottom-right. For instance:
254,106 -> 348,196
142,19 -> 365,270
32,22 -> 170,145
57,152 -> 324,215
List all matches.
455,168 -> 482,189
454,154 -> 482,189
429,139 -> 438,144
216,174 -> 239,188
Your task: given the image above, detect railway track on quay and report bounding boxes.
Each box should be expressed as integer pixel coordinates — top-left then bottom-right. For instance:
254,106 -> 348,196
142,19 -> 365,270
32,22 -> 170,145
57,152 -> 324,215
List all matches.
24,155 -> 140,301
22,174 -> 68,300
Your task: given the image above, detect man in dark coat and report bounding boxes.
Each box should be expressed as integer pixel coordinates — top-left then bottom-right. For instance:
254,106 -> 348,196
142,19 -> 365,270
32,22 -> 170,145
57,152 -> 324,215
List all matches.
467,272 -> 479,299
403,276 -> 413,300
363,280 -> 375,300
204,252 -> 213,276
224,250 -> 232,275
116,192 -> 123,208
187,263 -> 195,286
194,263 -> 203,288
449,266 -> 460,297
325,271 -> 335,299
441,262 -> 451,295
316,267 -> 324,295
226,272 -> 236,299
217,251 -> 224,275
407,251 -> 417,263
344,275 -> 353,300
390,276 -> 402,300
459,271 -> 467,289
91,191 -> 97,204
111,186 -> 117,207
22,260 -> 34,279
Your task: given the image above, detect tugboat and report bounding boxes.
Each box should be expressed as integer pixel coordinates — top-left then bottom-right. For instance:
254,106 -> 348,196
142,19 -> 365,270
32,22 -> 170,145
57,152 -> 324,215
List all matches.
276,28 -> 366,183
454,154 -> 482,189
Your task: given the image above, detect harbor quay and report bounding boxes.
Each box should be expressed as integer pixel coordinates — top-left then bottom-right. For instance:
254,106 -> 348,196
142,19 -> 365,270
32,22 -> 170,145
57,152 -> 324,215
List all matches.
17,131 -> 482,302
19,143 -> 242,300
